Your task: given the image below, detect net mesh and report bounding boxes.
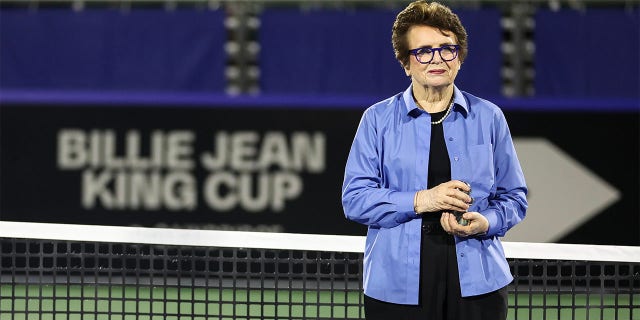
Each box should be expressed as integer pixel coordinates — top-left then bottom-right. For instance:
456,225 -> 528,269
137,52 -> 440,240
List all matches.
1,222 -> 639,320
509,258 -> 638,320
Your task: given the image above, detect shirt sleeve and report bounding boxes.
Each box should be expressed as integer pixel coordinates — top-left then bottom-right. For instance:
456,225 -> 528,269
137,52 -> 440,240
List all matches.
341,108 -> 417,229
482,110 -> 528,237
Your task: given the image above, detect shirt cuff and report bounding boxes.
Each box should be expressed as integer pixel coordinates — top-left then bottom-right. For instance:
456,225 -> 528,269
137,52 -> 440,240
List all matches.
390,191 -> 419,223
483,209 -> 502,236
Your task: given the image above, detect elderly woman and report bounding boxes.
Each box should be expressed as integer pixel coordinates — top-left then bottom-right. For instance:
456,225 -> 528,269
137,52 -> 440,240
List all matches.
341,1 -> 528,319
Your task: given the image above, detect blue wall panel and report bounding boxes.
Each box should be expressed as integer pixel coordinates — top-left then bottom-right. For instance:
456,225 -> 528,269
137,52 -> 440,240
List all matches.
455,9 -> 502,98
535,9 -> 640,98
0,9 -> 226,92
259,9 -> 405,97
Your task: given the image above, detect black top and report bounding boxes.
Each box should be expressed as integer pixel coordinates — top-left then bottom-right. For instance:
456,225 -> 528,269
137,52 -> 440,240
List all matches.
427,109 -> 451,189
424,109 -> 451,223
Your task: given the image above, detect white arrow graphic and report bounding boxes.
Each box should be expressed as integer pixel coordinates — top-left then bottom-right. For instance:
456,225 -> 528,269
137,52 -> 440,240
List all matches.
503,138 -> 620,242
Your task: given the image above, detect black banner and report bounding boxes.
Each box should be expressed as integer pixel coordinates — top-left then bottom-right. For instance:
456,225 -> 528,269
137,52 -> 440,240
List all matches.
1,103 -> 638,245
0,105 -> 365,235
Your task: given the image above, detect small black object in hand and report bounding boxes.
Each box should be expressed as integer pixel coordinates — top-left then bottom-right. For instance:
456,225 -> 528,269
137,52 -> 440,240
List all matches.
455,181 -> 472,226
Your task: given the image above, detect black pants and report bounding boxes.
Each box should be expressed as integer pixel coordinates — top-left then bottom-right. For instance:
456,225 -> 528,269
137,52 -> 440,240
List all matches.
364,219 -> 508,320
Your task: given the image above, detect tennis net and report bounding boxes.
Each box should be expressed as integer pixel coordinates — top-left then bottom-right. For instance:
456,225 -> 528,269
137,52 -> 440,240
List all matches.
1,221 -> 638,320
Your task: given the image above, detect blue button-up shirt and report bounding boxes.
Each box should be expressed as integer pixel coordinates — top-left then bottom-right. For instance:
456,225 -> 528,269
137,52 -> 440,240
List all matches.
341,85 -> 527,304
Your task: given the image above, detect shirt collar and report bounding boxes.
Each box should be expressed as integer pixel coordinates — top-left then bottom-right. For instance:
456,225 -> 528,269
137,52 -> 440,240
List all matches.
403,84 -> 469,117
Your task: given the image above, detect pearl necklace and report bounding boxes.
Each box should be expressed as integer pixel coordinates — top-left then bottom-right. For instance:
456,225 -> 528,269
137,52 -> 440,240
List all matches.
431,101 -> 454,125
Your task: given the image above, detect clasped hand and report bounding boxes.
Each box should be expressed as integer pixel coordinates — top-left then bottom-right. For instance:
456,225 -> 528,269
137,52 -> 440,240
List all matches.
414,180 -> 489,237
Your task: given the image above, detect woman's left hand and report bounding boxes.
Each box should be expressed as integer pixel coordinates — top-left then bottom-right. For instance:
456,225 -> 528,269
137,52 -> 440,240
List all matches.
440,212 -> 489,237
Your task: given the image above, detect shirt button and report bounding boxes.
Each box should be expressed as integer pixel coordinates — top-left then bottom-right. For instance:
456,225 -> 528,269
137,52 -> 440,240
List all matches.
449,137 -> 454,141
454,156 -> 459,161
460,253 -> 465,257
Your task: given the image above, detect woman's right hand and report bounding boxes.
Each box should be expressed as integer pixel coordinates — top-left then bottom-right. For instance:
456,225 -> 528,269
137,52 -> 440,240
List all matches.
414,180 -> 472,214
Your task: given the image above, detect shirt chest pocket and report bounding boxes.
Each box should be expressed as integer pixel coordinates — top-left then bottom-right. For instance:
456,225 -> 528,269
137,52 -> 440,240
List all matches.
468,144 -> 495,195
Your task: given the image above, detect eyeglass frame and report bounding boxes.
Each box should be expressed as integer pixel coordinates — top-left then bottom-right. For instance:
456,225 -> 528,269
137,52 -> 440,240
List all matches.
407,44 -> 461,64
